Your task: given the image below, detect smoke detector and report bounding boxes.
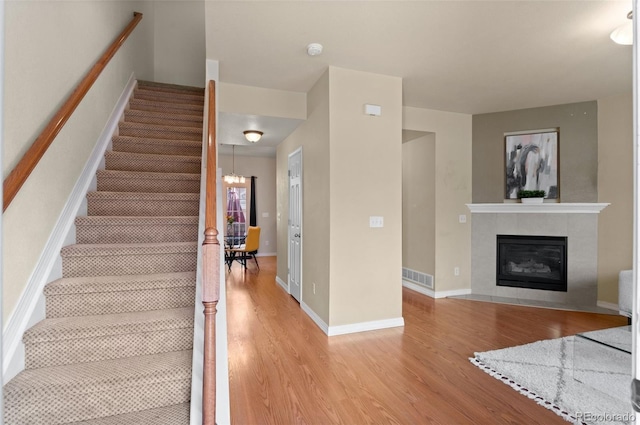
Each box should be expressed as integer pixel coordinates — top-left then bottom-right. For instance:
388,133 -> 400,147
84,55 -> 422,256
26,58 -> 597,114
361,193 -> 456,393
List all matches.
306,43 -> 323,56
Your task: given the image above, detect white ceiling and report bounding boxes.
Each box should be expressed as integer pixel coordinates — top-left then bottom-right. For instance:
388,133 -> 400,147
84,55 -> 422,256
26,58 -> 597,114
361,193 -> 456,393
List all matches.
210,1 -> 633,155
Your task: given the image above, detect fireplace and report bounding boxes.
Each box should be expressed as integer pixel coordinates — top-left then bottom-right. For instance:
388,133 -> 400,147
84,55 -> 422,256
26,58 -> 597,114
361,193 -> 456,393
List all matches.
496,235 -> 567,292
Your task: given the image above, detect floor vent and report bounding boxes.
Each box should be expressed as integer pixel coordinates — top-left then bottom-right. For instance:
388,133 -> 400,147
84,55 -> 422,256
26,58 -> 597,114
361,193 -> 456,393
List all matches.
402,267 -> 434,289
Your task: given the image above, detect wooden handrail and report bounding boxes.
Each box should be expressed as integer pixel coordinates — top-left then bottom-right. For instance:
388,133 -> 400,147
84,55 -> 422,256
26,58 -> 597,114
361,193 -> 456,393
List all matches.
202,80 -> 220,425
2,11 -> 143,212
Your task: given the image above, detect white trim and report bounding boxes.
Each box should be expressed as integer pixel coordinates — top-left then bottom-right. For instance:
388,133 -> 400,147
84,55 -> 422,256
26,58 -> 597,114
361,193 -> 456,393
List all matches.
256,252 -> 277,257
597,300 -> 619,312
301,301 -> 328,335
275,276 -> 289,293
402,280 -> 436,298
328,317 -> 405,337
2,75 -> 136,382
402,280 -> 472,299
438,288 -> 473,298
466,203 -> 609,214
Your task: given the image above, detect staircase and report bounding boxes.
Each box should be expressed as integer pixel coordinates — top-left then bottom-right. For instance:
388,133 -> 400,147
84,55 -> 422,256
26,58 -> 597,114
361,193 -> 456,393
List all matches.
4,81 -> 205,424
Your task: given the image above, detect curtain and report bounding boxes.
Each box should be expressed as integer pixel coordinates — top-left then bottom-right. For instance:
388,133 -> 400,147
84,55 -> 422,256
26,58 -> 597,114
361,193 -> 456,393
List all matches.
250,176 -> 257,227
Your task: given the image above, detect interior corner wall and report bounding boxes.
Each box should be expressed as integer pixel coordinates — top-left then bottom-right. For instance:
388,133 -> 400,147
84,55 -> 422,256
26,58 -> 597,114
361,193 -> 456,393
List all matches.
276,70 -> 331,324
328,67 -> 403,327
153,0 -> 205,87
218,154 -> 277,255
597,93 -> 633,305
2,0 -> 155,324
403,107 -> 472,293
472,101 -> 598,203
402,134 -> 436,277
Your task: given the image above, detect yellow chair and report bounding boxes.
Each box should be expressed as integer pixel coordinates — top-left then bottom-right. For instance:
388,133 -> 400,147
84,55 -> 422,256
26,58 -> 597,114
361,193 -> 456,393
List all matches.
226,226 -> 261,271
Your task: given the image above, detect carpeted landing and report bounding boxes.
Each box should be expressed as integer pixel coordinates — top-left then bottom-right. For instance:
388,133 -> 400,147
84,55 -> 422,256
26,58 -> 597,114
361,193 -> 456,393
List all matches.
3,80 -> 204,424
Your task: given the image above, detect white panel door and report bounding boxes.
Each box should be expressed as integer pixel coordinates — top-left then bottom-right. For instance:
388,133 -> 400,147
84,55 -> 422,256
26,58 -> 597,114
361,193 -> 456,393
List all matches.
288,148 -> 302,302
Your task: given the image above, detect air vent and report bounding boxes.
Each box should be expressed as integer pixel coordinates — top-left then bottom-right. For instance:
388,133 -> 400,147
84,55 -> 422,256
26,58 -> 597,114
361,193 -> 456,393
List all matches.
402,267 -> 433,289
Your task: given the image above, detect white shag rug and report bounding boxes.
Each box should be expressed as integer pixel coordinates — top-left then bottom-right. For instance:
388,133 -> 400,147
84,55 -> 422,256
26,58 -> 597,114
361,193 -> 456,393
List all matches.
470,327 -> 636,424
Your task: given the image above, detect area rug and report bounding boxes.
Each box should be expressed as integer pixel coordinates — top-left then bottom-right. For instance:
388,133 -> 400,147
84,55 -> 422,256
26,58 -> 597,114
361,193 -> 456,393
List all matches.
470,327 -> 636,425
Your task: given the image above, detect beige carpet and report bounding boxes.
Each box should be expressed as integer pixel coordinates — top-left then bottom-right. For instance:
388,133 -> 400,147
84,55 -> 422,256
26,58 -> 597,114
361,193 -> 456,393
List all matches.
4,80 -> 204,424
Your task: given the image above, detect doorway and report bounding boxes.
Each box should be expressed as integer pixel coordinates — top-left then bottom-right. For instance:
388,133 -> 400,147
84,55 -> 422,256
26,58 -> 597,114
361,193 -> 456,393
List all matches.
288,148 -> 302,302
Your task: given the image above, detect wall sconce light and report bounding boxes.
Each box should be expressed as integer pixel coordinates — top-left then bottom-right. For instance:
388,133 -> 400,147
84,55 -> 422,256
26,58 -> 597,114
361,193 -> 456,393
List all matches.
243,130 -> 263,143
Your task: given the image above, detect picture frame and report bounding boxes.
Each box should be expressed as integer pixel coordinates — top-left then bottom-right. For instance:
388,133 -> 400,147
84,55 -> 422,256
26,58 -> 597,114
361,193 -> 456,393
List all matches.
505,129 -> 559,200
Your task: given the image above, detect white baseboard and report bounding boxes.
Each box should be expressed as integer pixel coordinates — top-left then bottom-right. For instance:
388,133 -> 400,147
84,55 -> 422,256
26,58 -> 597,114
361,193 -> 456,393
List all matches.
438,288 -> 473,298
2,74 -> 136,382
328,317 -> 405,336
402,280 -> 472,299
301,301 -> 329,335
275,276 -> 289,293
403,280 -> 436,298
597,300 -> 619,311
256,252 -> 276,257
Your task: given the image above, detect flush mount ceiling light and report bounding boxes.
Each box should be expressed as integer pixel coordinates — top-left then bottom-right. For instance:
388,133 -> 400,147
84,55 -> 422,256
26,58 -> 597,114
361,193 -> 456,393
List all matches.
306,43 -> 323,56
243,130 -> 263,143
223,145 -> 246,184
611,11 -> 633,45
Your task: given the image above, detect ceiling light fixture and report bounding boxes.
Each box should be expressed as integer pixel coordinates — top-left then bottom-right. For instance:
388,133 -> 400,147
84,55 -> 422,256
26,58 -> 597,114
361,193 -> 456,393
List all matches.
223,145 -> 246,184
243,130 -> 263,143
610,11 -> 633,45
306,43 -> 323,56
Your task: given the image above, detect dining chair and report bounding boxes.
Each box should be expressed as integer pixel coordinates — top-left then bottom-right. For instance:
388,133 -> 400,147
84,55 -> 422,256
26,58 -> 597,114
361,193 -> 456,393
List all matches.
226,226 -> 261,271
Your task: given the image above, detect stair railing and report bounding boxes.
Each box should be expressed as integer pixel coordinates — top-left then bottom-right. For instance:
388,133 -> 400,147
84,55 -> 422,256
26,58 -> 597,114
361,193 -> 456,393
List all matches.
2,11 -> 143,212
202,79 -> 220,425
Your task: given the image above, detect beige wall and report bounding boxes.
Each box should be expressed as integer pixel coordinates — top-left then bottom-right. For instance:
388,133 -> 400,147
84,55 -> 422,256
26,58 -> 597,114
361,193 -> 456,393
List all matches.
153,1 -> 205,88
219,154 -> 277,254
403,107 -> 473,293
403,134 -> 436,276
2,1 -> 155,323
597,93 -> 633,304
328,67 -> 403,326
219,83 -> 306,119
276,71 -> 331,322
472,101 -> 598,203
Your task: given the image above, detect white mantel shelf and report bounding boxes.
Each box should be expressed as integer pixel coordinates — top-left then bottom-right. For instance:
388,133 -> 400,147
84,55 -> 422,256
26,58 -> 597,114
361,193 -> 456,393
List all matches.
466,203 -> 610,214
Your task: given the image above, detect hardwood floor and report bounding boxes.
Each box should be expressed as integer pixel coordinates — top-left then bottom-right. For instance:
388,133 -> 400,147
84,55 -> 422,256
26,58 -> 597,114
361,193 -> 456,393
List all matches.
226,256 -> 627,424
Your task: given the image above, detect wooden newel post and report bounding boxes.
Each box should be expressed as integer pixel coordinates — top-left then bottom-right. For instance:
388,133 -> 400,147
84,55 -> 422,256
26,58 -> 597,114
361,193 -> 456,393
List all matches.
202,228 -> 220,425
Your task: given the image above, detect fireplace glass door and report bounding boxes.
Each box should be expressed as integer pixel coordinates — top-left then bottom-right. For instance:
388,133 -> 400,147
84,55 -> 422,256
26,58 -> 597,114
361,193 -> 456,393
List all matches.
496,235 -> 567,292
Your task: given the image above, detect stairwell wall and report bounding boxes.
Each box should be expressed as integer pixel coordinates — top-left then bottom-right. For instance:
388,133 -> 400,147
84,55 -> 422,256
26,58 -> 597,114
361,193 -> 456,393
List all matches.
2,1 -> 155,324
153,1 -> 206,88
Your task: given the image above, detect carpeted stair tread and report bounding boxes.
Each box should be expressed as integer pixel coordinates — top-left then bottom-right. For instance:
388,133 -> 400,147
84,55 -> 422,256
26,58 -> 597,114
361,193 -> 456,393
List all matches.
70,402 -> 190,425
119,122 -> 202,142
4,350 -> 192,424
96,170 -> 200,194
138,79 -> 204,94
105,151 -> 201,174
111,135 -> 202,156
87,191 -> 199,216
133,88 -> 205,105
23,307 -> 194,369
124,109 -> 203,129
75,215 -> 199,244
128,98 -> 203,116
61,242 -> 198,278
44,272 -> 196,318
24,307 -> 194,344
61,242 -> 198,258
45,271 -> 196,296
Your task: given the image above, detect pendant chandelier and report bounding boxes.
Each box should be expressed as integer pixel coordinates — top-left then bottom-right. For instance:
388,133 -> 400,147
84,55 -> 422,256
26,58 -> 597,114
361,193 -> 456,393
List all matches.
223,145 -> 246,184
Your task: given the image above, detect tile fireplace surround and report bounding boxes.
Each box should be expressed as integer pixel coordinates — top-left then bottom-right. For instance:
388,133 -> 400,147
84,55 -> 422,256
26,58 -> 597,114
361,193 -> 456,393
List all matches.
466,203 -> 609,307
